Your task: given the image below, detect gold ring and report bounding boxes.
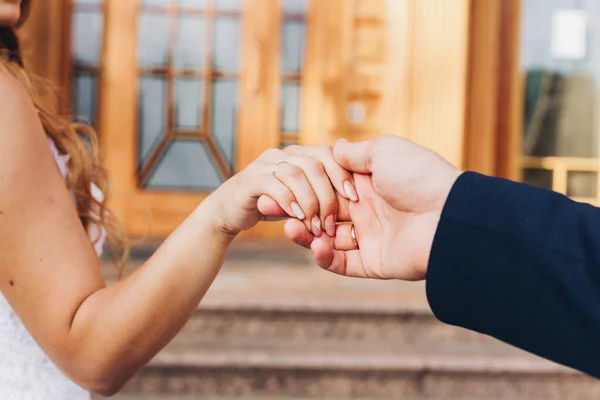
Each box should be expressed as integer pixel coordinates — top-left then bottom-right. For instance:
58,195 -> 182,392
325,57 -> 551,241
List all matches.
272,161 -> 288,177
351,224 -> 359,250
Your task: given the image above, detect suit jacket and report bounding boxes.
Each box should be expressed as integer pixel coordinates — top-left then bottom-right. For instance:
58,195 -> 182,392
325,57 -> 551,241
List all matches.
427,172 -> 600,378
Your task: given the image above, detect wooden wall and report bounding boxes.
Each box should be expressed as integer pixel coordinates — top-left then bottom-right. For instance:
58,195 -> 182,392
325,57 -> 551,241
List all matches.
347,0 -> 471,168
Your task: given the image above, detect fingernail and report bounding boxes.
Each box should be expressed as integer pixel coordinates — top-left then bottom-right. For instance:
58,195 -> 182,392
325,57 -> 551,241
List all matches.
312,216 -> 322,237
290,202 -> 306,220
325,215 -> 336,237
344,181 -> 359,202
338,138 -> 348,143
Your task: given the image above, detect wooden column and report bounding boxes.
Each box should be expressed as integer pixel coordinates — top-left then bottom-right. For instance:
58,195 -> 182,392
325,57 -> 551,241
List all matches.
99,0 -> 139,229
385,0 -> 471,168
463,0 -> 502,175
18,0 -> 70,86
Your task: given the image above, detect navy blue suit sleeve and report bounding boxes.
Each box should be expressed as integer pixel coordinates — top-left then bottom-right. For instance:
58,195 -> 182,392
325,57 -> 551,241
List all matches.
426,171 -> 600,377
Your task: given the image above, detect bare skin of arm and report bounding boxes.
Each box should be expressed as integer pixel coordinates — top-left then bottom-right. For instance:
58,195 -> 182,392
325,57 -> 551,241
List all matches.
0,73 -> 356,396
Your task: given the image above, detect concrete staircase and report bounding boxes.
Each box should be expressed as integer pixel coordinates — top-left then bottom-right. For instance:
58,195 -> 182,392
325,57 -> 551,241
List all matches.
96,241 -> 600,399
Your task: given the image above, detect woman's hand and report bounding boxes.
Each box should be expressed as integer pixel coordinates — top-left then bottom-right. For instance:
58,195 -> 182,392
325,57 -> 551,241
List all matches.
211,145 -> 358,237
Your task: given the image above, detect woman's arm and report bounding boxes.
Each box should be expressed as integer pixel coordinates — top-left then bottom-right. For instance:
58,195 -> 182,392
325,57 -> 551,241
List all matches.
0,73 -> 354,395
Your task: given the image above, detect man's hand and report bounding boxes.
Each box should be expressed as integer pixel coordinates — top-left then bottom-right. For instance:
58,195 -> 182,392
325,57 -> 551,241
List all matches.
284,136 -> 462,281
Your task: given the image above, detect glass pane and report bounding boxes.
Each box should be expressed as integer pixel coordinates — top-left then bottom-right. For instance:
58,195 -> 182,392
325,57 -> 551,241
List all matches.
521,1 -> 599,158
138,13 -> 170,68
146,140 -> 223,189
73,74 -> 97,123
72,12 -> 103,66
75,0 -> 103,5
177,0 -> 240,11
175,78 -> 203,129
281,83 -> 301,133
214,18 -> 240,71
215,0 -> 243,11
281,21 -> 306,73
138,77 -> 166,164
178,0 -> 208,8
283,0 -> 308,14
176,16 -> 206,69
523,168 -> 553,190
567,171 -> 597,198
212,80 -> 238,166
141,0 -> 170,6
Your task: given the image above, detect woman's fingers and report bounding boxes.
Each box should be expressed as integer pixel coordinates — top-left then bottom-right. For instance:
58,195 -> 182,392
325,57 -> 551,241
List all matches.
255,174 -> 306,221
284,218 -> 313,249
275,154 -> 339,236
270,160 -> 320,234
256,195 -> 288,218
252,147 -> 357,235
284,145 -> 359,203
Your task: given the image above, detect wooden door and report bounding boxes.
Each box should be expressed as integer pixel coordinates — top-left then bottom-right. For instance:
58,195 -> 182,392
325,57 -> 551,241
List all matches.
94,0 -> 333,239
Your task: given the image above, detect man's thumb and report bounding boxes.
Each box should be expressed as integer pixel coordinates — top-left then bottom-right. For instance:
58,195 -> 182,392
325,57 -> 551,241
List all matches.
333,139 -> 374,173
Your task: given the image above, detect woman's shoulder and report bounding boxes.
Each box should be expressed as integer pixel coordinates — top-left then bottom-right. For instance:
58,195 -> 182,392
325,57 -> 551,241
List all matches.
0,66 -> 37,125
0,67 -> 44,147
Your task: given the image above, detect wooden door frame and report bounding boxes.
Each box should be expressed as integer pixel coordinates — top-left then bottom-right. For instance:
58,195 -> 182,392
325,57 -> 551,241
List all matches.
100,0 -> 353,239
463,0 -> 523,180
384,0 -> 471,167
19,0 -> 72,111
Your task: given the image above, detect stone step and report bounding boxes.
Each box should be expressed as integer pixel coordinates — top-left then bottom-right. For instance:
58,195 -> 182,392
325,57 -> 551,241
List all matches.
100,397 -> 528,400
106,247 -> 482,343
115,335 -> 600,399
102,242 -> 600,399
99,397 -> 522,400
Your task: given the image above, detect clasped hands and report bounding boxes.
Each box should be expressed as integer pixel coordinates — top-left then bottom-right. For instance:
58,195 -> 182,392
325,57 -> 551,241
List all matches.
215,136 -> 461,282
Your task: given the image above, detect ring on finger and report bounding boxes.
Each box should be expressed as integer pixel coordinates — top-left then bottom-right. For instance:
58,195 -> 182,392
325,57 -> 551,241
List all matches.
351,224 -> 359,250
272,161 -> 288,178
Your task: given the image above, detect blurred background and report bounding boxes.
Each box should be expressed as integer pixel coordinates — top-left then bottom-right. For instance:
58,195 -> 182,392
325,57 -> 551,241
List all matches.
17,0 -> 600,398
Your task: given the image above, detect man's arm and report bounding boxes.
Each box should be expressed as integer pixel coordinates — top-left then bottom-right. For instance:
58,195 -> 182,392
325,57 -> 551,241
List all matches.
427,171 -> 600,378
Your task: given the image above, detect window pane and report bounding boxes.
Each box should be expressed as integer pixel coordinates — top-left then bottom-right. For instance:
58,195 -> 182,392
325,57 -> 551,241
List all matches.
281,21 -> 306,73
175,78 -> 204,129
523,168 -> 553,190
521,2 -> 600,158
178,0 -> 208,9
176,16 -> 206,70
281,83 -> 301,133
215,0 -> 242,11
75,0 -> 103,5
567,171 -> 597,198
141,0 -> 170,6
73,74 -> 97,123
138,13 -> 170,68
72,12 -> 103,66
146,140 -> 223,189
283,0 -> 308,14
138,77 -> 166,164
212,80 -> 238,166
214,18 -> 240,71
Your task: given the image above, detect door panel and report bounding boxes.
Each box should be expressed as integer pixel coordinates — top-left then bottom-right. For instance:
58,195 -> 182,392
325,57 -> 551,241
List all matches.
98,0 -> 324,238
136,0 -> 242,192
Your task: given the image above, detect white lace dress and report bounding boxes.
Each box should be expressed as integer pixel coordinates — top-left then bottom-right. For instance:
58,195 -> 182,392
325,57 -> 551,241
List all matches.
0,139 -> 106,399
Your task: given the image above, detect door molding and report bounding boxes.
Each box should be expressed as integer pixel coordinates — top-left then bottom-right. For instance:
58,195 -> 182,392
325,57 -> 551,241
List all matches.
463,0 -> 522,180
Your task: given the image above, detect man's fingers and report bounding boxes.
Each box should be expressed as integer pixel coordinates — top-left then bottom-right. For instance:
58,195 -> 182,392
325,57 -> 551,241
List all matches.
333,139 -> 375,174
310,236 -> 369,278
332,223 -> 356,251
